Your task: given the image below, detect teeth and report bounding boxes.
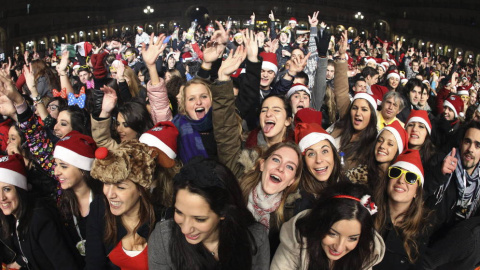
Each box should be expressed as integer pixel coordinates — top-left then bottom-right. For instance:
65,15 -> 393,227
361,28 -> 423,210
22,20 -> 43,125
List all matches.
2,203 -> 9,207
395,187 -> 405,192
266,120 -> 275,124
315,167 -> 327,171
195,108 -> 205,112
411,135 -> 419,139
110,201 -> 121,206
271,175 -> 281,182
377,151 -> 387,156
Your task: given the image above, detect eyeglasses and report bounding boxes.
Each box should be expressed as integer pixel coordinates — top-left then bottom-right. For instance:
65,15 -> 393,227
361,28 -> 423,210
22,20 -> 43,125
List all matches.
47,105 -> 58,111
388,166 -> 421,185
461,96 -> 470,101
124,53 -> 134,59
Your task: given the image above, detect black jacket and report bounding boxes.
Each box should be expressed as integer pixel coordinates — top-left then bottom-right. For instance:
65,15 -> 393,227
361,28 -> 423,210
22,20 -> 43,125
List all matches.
0,199 -> 81,270
85,195 -> 154,270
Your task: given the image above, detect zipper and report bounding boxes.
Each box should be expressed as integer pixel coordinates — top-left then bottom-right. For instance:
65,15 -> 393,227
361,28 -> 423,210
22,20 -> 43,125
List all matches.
16,221 -> 31,270
0,238 -> 17,263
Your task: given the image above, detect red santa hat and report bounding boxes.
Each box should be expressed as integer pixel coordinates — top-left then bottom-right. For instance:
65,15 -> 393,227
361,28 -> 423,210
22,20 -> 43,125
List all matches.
288,17 -> 297,24
391,149 -> 424,187
365,57 -> 377,65
137,26 -> 144,31
53,131 -> 97,171
286,83 -> 311,99
259,52 -> 278,74
295,123 -> 335,153
401,78 -> 409,85
139,121 -> 179,168
377,63 -> 387,72
406,110 -> 432,135
379,120 -> 408,154
386,70 -> 401,81
72,62 -> 81,70
0,154 -> 27,190
457,85 -> 470,96
294,108 -> 322,126
443,95 -> 464,119
182,52 -> 193,62
353,92 -> 377,110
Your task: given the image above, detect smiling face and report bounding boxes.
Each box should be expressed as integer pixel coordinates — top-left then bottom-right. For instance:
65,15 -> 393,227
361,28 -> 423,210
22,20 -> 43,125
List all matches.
405,122 -> 427,150
443,106 -> 455,121
375,130 -> 398,164
174,188 -> 222,245
350,99 -> 371,132
321,219 -> 361,262
290,91 -> 311,114
47,100 -> 60,119
260,96 -> 292,142
460,128 -> 480,175
387,171 -> 418,205
103,180 -> 142,217
7,126 -> 21,148
54,110 -> 73,139
304,140 -> 335,182
184,83 -> 212,120
388,77 -> 400,90
259,146 -> 299,195
0,183 -> 19,217
260,69 -> 276,90
116,113 -> 138,142
54,158 -> 84,190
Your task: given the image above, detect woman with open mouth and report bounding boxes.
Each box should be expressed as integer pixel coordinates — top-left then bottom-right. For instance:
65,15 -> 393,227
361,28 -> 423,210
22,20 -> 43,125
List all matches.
87,140 -> 159,269
329,92 -> 378,171
148,157 -> 270,270
271,182 -> 385,270
373,150 -> 433,270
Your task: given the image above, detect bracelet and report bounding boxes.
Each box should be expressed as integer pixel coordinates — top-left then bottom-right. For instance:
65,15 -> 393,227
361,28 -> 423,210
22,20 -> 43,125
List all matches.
32,95 -> 42,102
34,99 -> 44,106
286,70 -> 296,78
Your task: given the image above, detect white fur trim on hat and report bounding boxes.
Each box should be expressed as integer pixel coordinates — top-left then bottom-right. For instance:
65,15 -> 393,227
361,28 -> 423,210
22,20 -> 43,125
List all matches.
457,90 -> 469,96
443,100 -> 458,118
289,20 -> 297,24
391,161 -> 424,187
401,79 -> 408,85
382,126 -> 404,153
0,168 -> 27,190
387,72 -> 400,81
366,58 -> 376,64
353,93 -> 377,110
54,146 -> 94,171
422,80 -> 430,85
139,133 -> 176,159
262,61 -> 278,74
298,132 -> 335,152
407,116 -> 432,134
286,85 -> 311,99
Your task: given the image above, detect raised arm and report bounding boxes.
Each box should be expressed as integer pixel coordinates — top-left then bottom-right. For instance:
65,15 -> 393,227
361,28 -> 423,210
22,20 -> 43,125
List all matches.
56,50 -> 74,95
333,31 -> 351,118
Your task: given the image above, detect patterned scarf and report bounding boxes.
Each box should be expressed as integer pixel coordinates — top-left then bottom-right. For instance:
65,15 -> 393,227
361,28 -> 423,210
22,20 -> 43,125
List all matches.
247,182 -> 282,230
454,149 -> 480,219
172,109 -> 212,163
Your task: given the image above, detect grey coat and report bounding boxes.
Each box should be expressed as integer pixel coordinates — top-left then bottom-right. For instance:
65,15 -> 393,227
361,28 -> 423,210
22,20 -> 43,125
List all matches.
148,219 -> 270,270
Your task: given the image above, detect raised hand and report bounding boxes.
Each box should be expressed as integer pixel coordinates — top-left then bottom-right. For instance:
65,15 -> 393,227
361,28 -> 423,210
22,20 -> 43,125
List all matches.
0,70 -> 22,104
308,11 -> 319,28
268,10 -> 275,21
99,85 -> 118,118
250,12 -> 255,24
24,51 -> 30,65
0,94 -> 16,118
243,29 -> 259,63
210,21 -> 229,45
218,46 -> 247,81
203,41 -> 225,63
442,148 -> 458,175
22,65 -> 37,95
338,30 -> 348,56
289,52 -> 311,75
113,61 -> 125,81
142,33 -> 167,66
56,50 -> 69,74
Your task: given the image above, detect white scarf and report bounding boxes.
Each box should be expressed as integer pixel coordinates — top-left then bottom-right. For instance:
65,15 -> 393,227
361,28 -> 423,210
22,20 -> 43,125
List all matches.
247,182 -> 282,229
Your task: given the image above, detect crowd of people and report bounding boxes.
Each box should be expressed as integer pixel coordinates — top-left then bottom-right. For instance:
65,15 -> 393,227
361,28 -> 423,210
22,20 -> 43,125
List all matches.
0,9 -> 479,270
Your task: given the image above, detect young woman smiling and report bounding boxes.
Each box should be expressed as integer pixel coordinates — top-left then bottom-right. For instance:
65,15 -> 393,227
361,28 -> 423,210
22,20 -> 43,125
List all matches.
53,131 -> 102,261
87,140 -> 158,269
330,92 -> 378,171
0,154 -> 81,269
271,182 -> 385,270
373,150 -> 433,269
148,157 -> 270,270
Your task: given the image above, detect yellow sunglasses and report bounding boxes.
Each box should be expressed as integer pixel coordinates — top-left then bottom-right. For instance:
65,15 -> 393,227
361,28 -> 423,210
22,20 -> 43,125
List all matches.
388,166 -> 421,185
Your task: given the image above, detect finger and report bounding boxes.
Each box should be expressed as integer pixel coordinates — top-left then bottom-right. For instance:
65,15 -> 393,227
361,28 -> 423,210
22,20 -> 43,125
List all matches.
308,16 -> 311,22
215,21 -> 225,33
451,148 -> 456,157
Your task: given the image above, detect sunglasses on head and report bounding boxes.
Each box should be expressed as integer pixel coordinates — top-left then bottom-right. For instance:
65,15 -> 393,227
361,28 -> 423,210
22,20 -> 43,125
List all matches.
388,166 -> 421,185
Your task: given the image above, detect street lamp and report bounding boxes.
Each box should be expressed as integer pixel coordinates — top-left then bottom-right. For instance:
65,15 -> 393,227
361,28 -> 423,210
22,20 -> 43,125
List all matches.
354,12 -> 364,20
144,6 -> 154,14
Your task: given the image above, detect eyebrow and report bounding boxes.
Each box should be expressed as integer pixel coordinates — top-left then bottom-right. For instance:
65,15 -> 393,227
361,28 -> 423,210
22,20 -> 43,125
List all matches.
331,228 -> 360,237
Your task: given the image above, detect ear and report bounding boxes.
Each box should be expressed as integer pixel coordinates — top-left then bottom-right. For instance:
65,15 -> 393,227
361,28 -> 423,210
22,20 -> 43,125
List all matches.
285,116 -> 292,127
259,159 -> 265,172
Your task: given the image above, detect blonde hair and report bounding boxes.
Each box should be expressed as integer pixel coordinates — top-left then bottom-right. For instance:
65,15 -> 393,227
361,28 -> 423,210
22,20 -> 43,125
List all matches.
124,66 -> 142,97
239,142 -> 303,228
178,78 -> 212,116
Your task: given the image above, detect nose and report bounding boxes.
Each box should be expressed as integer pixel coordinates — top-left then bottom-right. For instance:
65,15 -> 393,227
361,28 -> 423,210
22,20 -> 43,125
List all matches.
1,191 -> 5,201
53,122 -> 60,132
180,218 -> 195,235
333,237 -> 346,253
54,166 -> 61,177
265,108 -> 273,117
104,185 -> 116,199
315,154 -> 323,164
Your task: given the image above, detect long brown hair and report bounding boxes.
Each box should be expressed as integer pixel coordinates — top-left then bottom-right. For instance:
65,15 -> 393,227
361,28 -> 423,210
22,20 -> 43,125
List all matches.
103,183 -> 155,245
124,66 -> 143,98
30,59 -> 60,90
239,142 -> 303,228
374,179 -> 433,263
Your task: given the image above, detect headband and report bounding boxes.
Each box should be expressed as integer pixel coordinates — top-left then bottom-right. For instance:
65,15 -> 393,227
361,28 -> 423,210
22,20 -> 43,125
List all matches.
332,194 -> 378,215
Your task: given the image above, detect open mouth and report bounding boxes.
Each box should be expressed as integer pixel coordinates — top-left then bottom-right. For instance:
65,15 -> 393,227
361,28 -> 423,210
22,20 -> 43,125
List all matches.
353,117 -> 363,125
296,105 -> 304,110
270,174 -> 282,183
186,234 -> 200,240
376,150 -> 387,156
394,185 -> 406,193
263,120 -> 276,134
109,201 -> 122,209
314,167 -> 328,174
329,247 -> 342,256
195,107 -> 206,119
